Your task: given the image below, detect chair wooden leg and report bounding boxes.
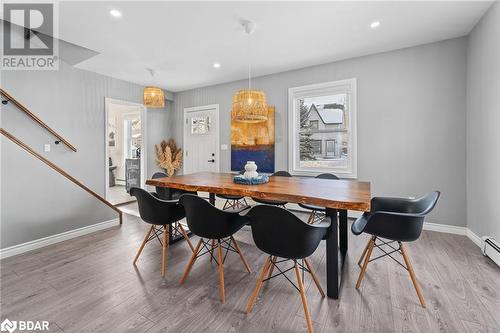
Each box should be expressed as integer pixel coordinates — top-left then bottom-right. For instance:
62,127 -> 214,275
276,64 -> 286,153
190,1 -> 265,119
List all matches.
357,238 -> 372,267
230,236 -> 251,273
180,239 -> 203,284
356,236 -> 375,289
217,240 -> 225,303
209,239 -> 216,262
246,256 -> 272,313
267,256 -> 276,279
177,223 -> 195,253
133,225 -> 154,265
294,261 -> 314,333
307,212 -> 315,224
304,258 -> 324,297
161,225 -> 169,277
400,242 -> 426,308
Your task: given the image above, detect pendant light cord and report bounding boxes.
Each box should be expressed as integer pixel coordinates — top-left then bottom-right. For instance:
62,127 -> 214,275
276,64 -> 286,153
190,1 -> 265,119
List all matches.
248,29 -> 251,90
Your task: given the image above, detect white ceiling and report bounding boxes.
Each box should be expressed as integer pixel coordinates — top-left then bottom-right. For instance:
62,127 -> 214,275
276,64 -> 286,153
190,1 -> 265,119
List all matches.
57,1 -> 492,92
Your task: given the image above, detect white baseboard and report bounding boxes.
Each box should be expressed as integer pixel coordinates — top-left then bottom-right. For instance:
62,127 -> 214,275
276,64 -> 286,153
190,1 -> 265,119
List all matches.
423,222 -> 466,235
289,204 -> 482,248
0,218 -> 120,259
466,228 -> 483,247
423,222 -> 482,248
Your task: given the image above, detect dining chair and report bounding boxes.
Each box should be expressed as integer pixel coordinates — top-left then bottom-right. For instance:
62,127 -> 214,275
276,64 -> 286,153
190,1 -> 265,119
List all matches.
178,194 -> 252,303
151,172 -> 197,200
298,173 -> 339,223
216,170 -> 249,210
252,170 -> 292,207
130,187 -> 195,277
351,191 -> 440,308
245,205 -> 330,333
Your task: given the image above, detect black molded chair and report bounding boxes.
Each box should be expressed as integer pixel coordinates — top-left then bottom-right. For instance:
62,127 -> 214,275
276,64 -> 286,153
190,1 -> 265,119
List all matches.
352,191 -> 440,308
130,187 -> 195,277
178,194 -> 252,303
252,171 -> 292,207
298,173 -> 339,223
151,172 -> 197,200
216,171 -> 249,210
245,205 -> 330,333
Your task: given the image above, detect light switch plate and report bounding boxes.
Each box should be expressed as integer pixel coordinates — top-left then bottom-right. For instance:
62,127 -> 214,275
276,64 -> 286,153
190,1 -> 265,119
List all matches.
221,144 -> 228,150
44,144 -> 51,152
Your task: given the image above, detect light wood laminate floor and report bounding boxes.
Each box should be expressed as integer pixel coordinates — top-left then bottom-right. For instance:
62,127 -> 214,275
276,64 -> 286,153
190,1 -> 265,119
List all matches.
1,211 -> 499,333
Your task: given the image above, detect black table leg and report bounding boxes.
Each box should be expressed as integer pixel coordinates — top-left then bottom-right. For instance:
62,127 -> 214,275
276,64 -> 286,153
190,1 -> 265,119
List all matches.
339,209 -> 348,253
166,188 -> 193,245
326,208 -> 348,299
209,192 -> 215,205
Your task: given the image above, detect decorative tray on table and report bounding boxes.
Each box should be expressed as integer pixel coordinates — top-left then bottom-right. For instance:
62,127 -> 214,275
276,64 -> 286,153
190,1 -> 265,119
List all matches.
233,174 -> 269,185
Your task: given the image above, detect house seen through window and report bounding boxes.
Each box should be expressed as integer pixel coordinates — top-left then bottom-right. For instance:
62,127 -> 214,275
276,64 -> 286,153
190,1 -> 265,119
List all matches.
288,79 -> 357,177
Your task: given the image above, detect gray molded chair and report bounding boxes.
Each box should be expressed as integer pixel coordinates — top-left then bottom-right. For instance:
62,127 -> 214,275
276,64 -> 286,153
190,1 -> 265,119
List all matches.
245,205 -> 330,333
352,191 -> 440,308
130,187 -> 195,277
252,171 -> 292,207
298,173 -> 339,223
178,194 -> 252,303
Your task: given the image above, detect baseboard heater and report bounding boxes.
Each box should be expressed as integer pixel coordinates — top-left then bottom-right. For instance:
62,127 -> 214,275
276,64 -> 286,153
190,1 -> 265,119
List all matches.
482,237 -> 500,267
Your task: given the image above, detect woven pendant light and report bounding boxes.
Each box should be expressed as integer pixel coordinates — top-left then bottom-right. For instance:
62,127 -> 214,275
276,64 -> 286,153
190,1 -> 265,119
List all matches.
231,21 -> 268,123
143,68 -> 165,108
143,86 -> 165,108
231,89 -> 267,123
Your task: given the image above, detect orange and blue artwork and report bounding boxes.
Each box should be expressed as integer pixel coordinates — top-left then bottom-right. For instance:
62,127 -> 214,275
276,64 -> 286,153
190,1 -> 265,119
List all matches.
231,106 -> 275,174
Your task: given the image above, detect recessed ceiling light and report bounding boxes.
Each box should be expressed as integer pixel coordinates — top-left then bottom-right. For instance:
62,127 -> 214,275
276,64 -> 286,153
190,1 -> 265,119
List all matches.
110,9 -> 122,18
213,62 -> 221,69
370,21 -> 381,29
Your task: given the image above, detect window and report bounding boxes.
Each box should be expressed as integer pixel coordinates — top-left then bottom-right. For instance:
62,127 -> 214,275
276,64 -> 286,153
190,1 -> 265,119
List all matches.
288,79 -> 357,178
310,140 -> 322,155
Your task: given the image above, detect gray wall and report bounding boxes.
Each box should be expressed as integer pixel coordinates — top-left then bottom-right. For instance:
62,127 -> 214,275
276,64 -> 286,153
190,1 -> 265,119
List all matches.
466,2 -> 500,239
1,61 -> 171,248
147,100 -> 174,178
174,38 -> 468,227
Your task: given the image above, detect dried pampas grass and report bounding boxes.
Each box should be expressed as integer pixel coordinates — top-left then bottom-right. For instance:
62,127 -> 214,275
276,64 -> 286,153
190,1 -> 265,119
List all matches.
155,139 -> 182,177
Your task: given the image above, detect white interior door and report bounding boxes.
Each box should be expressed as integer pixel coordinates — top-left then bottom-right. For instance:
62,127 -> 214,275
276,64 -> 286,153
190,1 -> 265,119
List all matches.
183,105 -> 219,174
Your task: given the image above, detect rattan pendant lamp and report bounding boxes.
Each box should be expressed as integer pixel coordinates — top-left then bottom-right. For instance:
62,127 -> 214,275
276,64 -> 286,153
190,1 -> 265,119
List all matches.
231,21 -> 268,124
143,68 -> 165,108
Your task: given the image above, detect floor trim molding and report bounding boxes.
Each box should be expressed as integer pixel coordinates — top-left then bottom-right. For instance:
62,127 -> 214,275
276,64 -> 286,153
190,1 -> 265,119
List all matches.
423,222 -> 482,247
0,218 -> 120,259
289,204 -> 483,248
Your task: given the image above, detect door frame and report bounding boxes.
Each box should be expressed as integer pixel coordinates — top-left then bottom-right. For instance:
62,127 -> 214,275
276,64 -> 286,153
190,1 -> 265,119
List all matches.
183,104 -> 220,174
104,97 -> 147,201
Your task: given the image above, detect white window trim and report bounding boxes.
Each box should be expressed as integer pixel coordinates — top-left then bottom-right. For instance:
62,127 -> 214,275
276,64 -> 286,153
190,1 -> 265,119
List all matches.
287,78 -> 357,178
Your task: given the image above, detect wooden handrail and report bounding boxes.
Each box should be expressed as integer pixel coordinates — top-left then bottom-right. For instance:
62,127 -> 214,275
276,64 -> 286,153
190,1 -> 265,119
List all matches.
0,88 -> 77,152
1,128 -> 122,224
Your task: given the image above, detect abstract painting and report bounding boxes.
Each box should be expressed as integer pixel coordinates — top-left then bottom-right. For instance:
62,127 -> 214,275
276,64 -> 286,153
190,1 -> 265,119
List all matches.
231,106 -> 275,173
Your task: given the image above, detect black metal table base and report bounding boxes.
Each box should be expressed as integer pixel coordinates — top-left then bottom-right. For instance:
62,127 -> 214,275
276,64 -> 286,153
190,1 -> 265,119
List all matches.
325,208 -> 348,299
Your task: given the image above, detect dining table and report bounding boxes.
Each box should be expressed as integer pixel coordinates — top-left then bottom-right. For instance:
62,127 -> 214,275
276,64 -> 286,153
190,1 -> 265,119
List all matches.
146,171 -> 371,299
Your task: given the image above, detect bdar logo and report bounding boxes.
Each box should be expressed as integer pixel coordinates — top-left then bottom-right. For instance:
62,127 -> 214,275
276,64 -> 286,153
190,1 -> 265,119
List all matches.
0,319 -> 17,333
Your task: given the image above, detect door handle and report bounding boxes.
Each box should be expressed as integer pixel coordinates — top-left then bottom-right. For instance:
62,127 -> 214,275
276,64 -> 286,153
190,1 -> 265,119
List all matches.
208,159 -> 215,163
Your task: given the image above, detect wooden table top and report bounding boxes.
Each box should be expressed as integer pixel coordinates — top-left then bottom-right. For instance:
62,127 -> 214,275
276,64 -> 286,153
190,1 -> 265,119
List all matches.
146,172 -> 371,212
